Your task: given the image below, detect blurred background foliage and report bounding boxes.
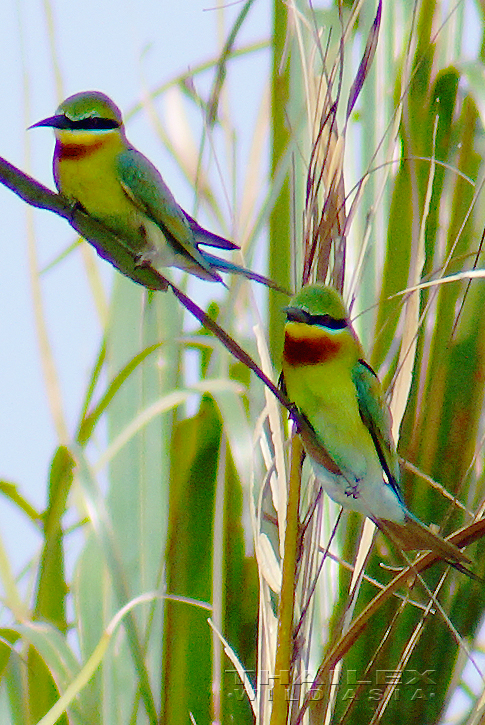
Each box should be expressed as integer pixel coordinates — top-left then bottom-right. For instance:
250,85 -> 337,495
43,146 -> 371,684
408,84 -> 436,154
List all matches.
1,1 -> 485,724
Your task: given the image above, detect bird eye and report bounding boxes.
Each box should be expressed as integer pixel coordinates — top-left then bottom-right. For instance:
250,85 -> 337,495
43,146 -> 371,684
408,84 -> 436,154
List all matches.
87,117 -> 120,129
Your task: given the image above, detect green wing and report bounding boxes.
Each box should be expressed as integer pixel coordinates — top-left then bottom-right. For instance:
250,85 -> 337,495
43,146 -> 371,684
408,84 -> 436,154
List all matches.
352,360 -> 403,503
116,149 -> 214,275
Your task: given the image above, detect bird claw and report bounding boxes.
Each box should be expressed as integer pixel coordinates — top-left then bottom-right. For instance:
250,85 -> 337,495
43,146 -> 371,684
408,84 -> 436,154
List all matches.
134,251 -> 156,269
65,198 -> 86,224
288,403 -> 302,431
345,479 -> 361,499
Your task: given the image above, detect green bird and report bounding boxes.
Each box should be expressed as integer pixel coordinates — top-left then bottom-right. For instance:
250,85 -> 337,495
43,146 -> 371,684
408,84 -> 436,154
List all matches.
281,283 -> 474,574
30,90 -> 280,289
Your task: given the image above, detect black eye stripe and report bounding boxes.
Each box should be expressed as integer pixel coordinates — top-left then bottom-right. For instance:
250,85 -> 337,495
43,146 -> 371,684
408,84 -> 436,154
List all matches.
286,308 -> 347,329
308,313 -> 347,329
64,117 -> 120,130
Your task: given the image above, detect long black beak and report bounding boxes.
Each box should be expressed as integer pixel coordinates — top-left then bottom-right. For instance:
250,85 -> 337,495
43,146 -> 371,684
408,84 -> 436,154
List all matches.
283,306 -> 308,323
28,114 -> 69,130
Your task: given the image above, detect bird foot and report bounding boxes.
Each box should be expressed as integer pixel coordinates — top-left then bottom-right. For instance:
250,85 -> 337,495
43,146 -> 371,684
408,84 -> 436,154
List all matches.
344,480 -> 361,499
134,250 -> 156,269
64,198 -> 86,224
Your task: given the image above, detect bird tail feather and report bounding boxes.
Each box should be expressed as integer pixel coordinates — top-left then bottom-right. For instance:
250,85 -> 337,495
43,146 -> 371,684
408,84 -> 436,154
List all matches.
187,216 -> 240,251
378,516 -> 470,564
201,251 -> 290,293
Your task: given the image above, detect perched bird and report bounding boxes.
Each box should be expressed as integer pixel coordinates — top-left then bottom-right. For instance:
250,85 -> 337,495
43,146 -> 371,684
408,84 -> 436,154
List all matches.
30,91 -> 281,289
281,283 -> 474,574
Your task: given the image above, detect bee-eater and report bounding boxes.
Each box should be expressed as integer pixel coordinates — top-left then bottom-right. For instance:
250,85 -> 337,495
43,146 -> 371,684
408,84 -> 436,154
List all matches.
281,284 -> 473,573
30,91 -> 281,289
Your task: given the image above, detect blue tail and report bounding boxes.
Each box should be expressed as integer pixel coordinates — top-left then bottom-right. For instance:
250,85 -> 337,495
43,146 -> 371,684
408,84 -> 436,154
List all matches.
185,213 -> 239,251
201,251 -> 289,293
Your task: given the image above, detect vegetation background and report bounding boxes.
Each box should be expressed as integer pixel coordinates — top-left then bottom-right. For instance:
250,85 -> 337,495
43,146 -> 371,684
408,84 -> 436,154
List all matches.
1,0 -> 485,724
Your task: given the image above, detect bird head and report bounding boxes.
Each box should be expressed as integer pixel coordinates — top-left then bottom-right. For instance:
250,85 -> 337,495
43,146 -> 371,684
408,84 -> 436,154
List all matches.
29,91 -> 124,145
283,284 -> 360,367
284,284 -> 348,326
